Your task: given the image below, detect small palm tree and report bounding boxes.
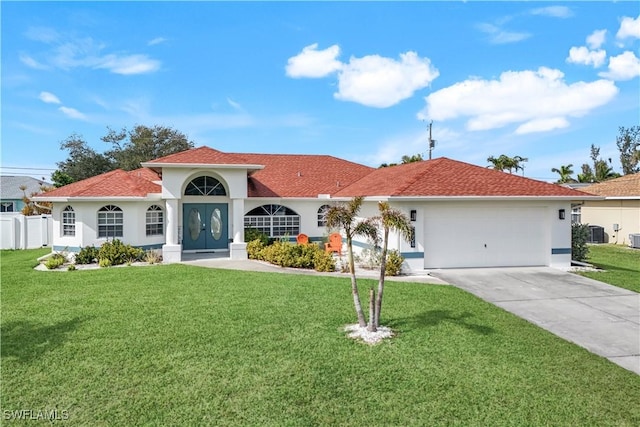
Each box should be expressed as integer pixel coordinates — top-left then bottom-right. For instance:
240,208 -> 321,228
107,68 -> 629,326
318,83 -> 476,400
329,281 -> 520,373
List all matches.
325,197 -> 378,328
551,164 -> 576,184
371,202 -> 412,331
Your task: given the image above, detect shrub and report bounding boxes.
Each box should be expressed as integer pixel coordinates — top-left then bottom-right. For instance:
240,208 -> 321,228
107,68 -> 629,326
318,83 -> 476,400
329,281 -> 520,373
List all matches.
44,253 -> 66,270
98,239 -> 144,267
313,250 -> 336,272
257,241 -> 335,271
76,245 -> 99,264
144,250 -> 162,264
247,238 -> 266,260
245,228 -> 269,246
67,264 -> 76,271
572,223 -> 590,262
385,250 -> 404,276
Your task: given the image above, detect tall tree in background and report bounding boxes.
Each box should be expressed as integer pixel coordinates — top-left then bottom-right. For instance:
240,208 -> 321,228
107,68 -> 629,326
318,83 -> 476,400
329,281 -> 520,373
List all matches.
551,164 -> 576,183
53,125 -> 194,184
616,126 -> 640,175
103,125 -> 194,171
487,154 -> 528,174
380,153 -> 424,168
55,134 -> 115,182
578,144 -> 620,183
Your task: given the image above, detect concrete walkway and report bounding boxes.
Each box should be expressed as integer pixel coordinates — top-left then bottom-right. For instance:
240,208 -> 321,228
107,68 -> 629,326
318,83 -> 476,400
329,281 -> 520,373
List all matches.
180,253 -> 450,284
430,267 -> 640,375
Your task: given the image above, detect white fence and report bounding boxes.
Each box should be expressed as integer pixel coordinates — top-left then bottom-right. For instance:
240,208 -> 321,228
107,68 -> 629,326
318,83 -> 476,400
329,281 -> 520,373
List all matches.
0,213 -> 52,250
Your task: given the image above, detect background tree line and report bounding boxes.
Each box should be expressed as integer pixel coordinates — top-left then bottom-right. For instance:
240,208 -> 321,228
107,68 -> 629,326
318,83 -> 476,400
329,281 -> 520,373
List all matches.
52,125 -> 194,187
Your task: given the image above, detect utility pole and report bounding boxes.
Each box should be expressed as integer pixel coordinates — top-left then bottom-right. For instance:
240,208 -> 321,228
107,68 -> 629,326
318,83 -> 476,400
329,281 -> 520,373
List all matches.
428,121 -> 436,160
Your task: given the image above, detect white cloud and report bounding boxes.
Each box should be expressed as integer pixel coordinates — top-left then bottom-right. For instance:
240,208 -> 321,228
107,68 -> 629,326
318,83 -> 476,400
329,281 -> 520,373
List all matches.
599,51 -> 640,81
148,37 -> 167,46
421,67 -> 619,134
285,44 -> 342,78
21,30 -> 161,75
334,51 -> 439,108
58,106 -> 87,120
515,117 -> 570,135
616,15 -> 640,40
566,46 -> 606,67
19,53 -> 48,70
24,26 -> 60,44
226,97 -> 244,112
39,91 -> 61,104
586,29 -> 607,49
476,23 -> 530,44
530,6 -> 573,18
286,45 -> 439,108
95,54 -> 161,75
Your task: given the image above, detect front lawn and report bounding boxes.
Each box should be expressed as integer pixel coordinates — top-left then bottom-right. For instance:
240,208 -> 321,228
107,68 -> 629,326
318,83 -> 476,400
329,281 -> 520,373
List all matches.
578,244 -> 640,293
2,249 -> 639,426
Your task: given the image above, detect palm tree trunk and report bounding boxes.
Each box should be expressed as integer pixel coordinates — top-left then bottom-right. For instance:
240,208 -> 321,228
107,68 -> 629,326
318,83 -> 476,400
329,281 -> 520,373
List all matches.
347,237 -> 367,327
368,288 -> 376,332
374,229 -> 389,328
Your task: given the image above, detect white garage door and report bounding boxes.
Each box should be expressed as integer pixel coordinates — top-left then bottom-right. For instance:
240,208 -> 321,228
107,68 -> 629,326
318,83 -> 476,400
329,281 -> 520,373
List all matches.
423,206 -> 548,269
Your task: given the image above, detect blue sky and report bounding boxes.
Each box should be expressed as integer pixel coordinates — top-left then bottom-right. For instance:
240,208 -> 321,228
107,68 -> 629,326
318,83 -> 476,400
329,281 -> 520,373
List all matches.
2,1 -> 639,182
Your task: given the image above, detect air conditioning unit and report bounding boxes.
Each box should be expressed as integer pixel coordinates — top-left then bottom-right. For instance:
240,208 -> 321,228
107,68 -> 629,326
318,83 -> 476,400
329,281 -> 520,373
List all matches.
630,234 -> 640,249
588,225 -> 605,244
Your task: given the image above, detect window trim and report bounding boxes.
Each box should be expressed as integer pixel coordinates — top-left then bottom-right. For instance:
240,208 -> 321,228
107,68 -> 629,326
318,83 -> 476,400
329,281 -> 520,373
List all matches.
97,205 -> 123,238
146,205 -> 164,236
1,201 -> 16,212
62,205 -> 75,236
184,176 -> 227,196
317,204 -> 331,227
244,204 -> 300,237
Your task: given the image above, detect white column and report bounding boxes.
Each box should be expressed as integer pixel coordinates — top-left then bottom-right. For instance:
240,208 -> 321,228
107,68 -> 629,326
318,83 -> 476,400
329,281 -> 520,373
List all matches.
165,199 -> 178,245
230,198 -> 247,260
162,198 -> 182,263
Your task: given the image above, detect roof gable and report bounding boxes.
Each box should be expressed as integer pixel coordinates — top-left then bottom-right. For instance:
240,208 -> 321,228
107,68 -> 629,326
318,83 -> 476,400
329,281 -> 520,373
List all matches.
145,146 -> 252,165
582,173 -> 640,197
335,158 -> 592,198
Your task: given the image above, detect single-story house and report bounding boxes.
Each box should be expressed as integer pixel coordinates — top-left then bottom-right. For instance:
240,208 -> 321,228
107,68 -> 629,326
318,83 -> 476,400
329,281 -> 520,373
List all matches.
1,175 -> 51,213
34,146 -> 598,271
579,173 -> 640,245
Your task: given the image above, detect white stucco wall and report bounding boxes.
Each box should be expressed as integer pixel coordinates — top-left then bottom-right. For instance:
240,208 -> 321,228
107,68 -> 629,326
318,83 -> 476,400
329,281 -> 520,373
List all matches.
52,201 -> 166,251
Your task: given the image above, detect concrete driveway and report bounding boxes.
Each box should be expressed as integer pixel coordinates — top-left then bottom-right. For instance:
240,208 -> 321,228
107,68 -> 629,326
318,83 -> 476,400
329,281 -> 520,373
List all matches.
430,267 -> 640,375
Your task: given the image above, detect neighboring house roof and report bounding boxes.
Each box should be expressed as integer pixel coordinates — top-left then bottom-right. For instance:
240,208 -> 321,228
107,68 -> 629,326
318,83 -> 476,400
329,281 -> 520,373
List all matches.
1,175 -> 51,199
37,169 -> 161,198
334,157 -> 592,198
581,173 -> 640,198
34,147 -> 596,200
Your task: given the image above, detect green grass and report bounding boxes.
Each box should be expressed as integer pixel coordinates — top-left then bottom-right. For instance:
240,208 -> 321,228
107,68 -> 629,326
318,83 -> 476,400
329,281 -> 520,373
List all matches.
578,244 -> 640,293
2,249 -> 639,426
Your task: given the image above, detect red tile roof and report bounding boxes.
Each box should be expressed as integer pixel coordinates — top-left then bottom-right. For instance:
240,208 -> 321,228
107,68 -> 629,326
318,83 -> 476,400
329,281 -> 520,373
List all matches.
37,148 -> 593,199
145,146 -> 253,165
241,153 -> 374,197
37,169 -> 161,198
581,173 -> 640,197
335,157 -> 592,198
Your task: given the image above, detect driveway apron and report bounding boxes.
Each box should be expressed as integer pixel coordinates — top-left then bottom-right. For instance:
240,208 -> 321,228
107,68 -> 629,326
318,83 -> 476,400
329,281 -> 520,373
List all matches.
430,267 -> 640,375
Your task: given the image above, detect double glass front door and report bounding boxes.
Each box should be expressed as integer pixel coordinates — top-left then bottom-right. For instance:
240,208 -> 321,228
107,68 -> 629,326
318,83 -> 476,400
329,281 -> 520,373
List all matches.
182,203 -> 228,251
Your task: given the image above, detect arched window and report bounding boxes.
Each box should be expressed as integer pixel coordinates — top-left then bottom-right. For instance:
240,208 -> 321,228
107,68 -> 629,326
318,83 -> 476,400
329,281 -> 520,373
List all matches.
244,204 -> 300,237
62,205 -> 75,236
184,176 -> 226,196
317,204 -> 331,227
146,205 -> 163,236
98,205 -> 123,238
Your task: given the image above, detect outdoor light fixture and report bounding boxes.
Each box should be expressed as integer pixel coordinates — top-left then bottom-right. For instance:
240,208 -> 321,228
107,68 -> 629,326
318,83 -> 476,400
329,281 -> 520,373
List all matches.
558,209 -> 566,220
410,210 -> 417,221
